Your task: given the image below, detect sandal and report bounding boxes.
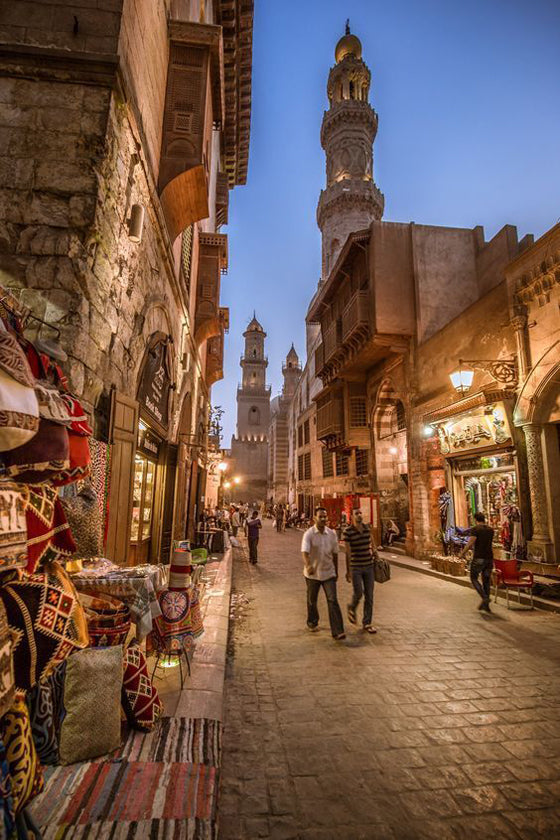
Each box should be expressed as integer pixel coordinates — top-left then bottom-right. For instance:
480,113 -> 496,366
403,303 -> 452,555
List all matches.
364,625 -> 377,634
347,605 -> 357,625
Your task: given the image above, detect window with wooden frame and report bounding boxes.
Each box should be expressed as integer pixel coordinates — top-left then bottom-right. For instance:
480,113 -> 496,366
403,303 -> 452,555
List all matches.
322,447 -> 334,478
349,397 -> 367,428
335,452 -> 349,476
303,419 -> 310,445
297,425 -> 303,448
355,448 -> 369,476
303,452 -> 311,481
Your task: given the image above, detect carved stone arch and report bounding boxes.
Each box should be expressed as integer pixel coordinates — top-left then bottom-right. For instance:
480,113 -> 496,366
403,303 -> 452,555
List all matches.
514,340 -> 560,425
129,298 -> 174,386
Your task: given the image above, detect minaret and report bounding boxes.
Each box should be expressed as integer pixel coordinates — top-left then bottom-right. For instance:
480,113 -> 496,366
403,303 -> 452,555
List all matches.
235,314 -> 271,439
317,22 -> 384,278
282,344 -> 301,398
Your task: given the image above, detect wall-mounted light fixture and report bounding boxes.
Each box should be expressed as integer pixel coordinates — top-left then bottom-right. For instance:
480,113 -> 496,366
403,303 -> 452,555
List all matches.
449,368 -> 474,394
128,204 -> 145,243
423,425 -> 435,437
389,445 -> 398,455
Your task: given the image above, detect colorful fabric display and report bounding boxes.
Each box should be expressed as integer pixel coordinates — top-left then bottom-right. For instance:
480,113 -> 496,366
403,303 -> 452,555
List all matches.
25,485 -> 76,574
0,482 -> 28,571
52,395 -> 92,486
0,367 -> 39,454
58,480 -> 101,558
152,589 -> 193,653
0,696 -> 44,814
189,586 -> 204,638
1,418 -> 70,483
121,643 -> 163,732
0,560 -> 89,691
88,438 -> 111,549
168,548 -> 192,591
59,646 -> 122,764
25,663 -> 65,766
0,735 -> 15,838
33,382 -> 72,427
0,599 -> 15,720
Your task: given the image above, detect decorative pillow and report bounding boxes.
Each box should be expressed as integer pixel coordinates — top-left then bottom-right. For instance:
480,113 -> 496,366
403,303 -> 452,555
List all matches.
0,560 -> 89,691
59,646 -> 122,764
0,599 -> 15,719
189,586 -> 204,638
152,589 -> 193,652
2,418 -> 70,484
26,663 -> 66,765
0,734 -> 16,838
0,483 -> 28,572
25,484 -> 76,573
122,643 -> 163,731
0,367 -> 40,453
0,696 -> 44,813
168,547 -> 192,591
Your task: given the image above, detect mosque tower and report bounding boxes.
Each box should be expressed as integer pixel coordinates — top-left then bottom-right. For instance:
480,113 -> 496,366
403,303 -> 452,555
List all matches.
235,314 -> 270,439
317,22 -> 384,278
282,344 -> 301,397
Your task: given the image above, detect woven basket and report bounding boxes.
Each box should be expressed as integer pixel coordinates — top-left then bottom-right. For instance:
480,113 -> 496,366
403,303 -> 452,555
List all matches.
79,592 -> 131,647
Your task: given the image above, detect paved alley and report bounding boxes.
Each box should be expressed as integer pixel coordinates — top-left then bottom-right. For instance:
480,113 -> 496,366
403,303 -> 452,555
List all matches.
219,524 -> 560,840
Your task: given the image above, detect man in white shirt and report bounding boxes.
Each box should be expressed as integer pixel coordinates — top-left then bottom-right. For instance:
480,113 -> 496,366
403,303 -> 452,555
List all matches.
301,507 -> 345,640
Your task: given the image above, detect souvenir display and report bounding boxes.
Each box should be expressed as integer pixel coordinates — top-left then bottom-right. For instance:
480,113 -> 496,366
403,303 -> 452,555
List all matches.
52,394 -> 92,486
0,483 -> 28,571
58,481 -> 102,558
0,363 -> 39,453
168,546 -> 192,590
0,696 -> 43,814
0,560 -> 89,691
25,485 -> 76,573
121,643 -> 163,731
59,646 -> 123,765
79,592 -> 131,647
152,588 -> 193,652
189,586 -> 205,638
2,418 -> 70,484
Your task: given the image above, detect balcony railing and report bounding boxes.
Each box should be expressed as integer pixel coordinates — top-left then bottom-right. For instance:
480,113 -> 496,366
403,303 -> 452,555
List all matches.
342,290 -> 369,342
323,319 -> 342,363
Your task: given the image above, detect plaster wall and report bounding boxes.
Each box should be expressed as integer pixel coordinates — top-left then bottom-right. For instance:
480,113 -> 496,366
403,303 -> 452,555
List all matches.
370,221 -> 415,336
412,224 -> 478,344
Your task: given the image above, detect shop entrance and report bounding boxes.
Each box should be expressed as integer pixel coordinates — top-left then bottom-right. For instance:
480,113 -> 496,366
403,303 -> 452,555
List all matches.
130,424 -> 161,564
451,451 -> 519,555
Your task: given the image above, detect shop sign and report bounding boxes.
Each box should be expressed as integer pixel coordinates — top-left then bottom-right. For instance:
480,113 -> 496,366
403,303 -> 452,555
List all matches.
138,427 -> 161,458
138,341 -> 171,429
435,403 -> 512,455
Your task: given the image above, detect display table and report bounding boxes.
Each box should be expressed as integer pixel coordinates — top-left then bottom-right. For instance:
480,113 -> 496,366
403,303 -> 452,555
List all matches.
71,563 -> 169,640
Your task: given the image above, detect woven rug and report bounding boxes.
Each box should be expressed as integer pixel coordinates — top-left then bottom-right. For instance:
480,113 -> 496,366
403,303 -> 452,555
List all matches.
30,718 -> 222,839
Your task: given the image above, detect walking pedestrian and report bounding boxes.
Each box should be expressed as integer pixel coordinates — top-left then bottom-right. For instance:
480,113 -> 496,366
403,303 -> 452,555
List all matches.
247,510 -> 262,564
458,511 -> 494,613
231,507 -> 240,537
344,508 -> 377,634
301,507 -> 345,640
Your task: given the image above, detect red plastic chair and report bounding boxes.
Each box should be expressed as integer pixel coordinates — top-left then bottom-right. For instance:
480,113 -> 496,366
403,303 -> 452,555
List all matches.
493,559 -> 534,609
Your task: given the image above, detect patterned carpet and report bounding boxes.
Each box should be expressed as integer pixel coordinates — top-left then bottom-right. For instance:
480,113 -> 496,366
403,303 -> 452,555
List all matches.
30,718 -> 222,839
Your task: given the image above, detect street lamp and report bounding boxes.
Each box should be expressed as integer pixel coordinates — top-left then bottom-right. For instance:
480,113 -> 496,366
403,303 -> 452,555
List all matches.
233,476 -> 241,485
217,461 -> 228,473
449,368 -> 474,395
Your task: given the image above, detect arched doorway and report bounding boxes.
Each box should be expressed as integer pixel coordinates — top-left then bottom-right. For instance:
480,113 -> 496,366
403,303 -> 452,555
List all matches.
372,381 -> 409,543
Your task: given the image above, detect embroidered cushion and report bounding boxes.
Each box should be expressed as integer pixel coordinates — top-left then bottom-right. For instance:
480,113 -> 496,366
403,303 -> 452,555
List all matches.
26,663 -> 65,765
0,483 -> 28,572
0,560 -> 89,691
121,643 -> 163,731
25,484 -> 76,573
59,646 -> 122,764
0,696 -> 44,813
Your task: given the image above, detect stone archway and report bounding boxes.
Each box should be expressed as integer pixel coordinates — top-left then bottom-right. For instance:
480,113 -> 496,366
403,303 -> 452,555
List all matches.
371,379 -> 409,540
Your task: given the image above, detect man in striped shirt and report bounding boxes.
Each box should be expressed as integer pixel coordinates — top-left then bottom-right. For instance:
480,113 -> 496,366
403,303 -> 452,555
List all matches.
343,508 -> 377,634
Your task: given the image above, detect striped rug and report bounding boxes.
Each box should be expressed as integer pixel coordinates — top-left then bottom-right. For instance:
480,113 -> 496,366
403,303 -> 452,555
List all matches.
30,718 -> 222,839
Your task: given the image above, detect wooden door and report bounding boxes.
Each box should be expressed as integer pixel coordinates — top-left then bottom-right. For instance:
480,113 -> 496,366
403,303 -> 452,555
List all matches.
106,390 -> 138,565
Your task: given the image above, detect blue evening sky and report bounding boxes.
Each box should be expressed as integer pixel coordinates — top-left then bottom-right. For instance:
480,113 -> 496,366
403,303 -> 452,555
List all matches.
212,0 -> 560,444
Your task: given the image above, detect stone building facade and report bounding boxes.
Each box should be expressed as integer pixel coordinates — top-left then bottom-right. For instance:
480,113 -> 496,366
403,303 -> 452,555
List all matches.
291,26 -> 560,565
229,315 -> 270,503
268,345 -> 300,504
0,0 -> 253,562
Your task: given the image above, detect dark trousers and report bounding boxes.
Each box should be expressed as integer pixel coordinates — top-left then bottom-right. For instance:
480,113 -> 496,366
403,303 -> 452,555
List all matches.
232,525 -> 239,537
248,536 -> 259,563
470,557 -> 493,602
350,565 -> 375,626
306,577 -> 344,637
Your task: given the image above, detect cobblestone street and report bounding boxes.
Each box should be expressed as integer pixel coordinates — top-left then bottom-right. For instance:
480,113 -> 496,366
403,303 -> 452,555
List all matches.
220,524 -> 560,840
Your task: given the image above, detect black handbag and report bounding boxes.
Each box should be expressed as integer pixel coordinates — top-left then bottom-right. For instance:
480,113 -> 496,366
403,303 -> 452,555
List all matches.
373,556 -> 391,583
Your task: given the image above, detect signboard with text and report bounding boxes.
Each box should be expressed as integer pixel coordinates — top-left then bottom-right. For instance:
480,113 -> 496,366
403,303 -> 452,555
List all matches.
435,402 -> 512,456
137,341 -> 171,431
